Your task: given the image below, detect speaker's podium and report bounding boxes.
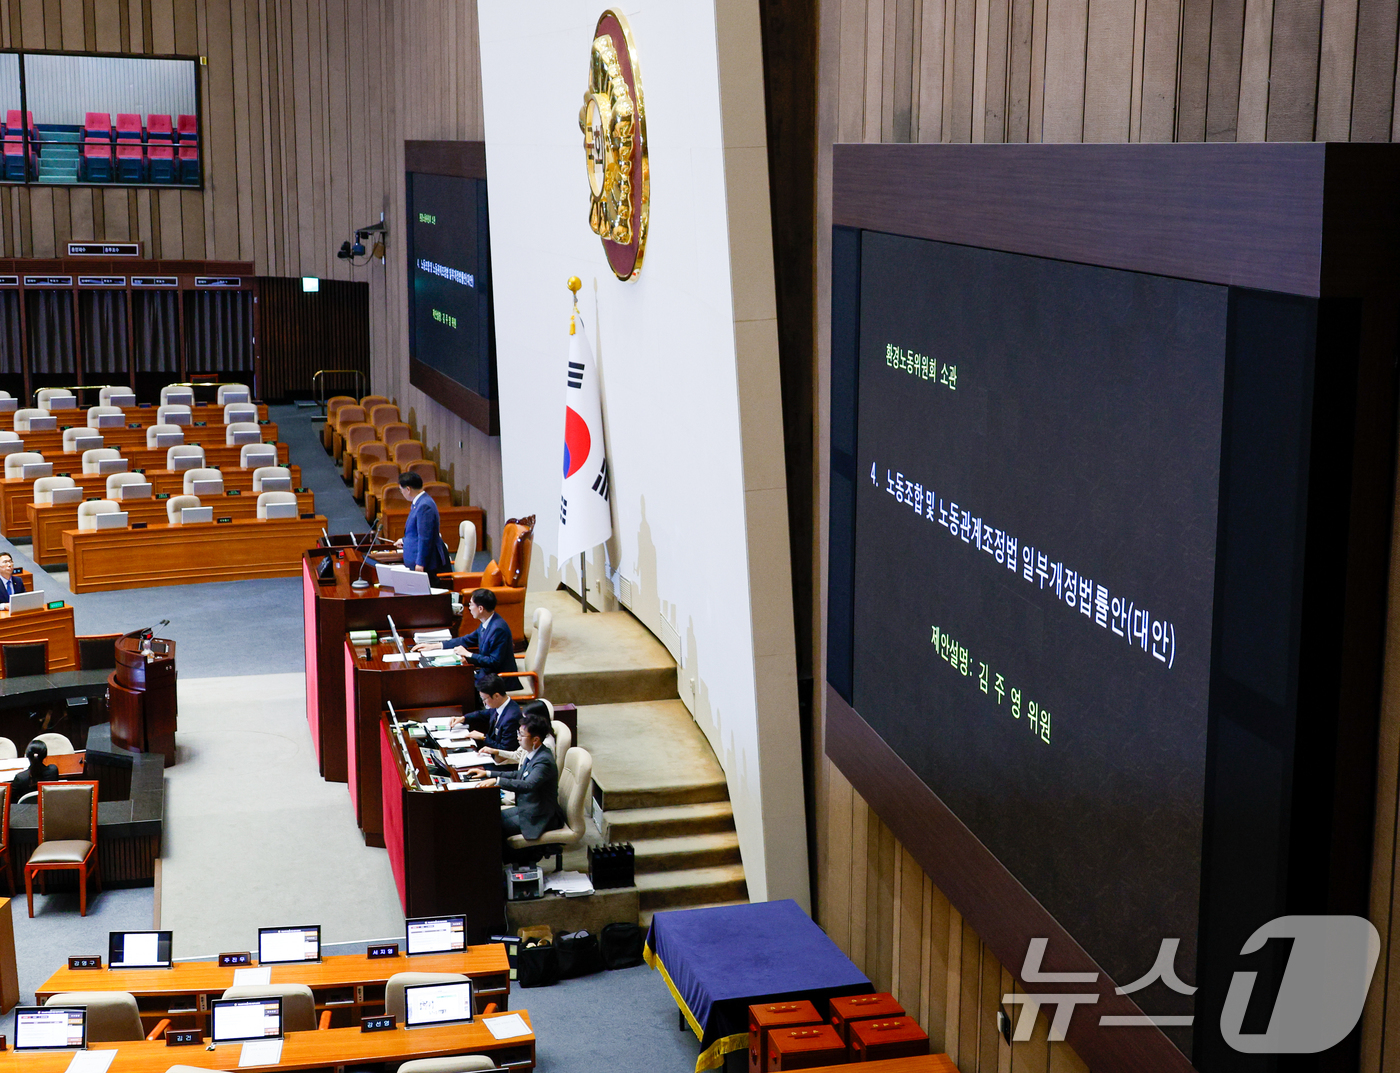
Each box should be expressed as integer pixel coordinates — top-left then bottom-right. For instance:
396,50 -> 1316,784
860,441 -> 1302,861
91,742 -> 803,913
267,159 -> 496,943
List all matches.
108,630 -> 178,763
303,540 -> 454,782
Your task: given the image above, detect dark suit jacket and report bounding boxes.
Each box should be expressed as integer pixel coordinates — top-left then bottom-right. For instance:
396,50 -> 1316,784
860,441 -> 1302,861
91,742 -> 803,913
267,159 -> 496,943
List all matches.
481,698 -> 522,753
496,745 -> 563,840
1,573 -> 26,602
11,762 -> 57,801
446,613 -> 516,678
401,493 -> 448,574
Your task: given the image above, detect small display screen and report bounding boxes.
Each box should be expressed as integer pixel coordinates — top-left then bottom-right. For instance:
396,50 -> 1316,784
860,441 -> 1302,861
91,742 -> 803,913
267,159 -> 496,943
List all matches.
403,980 -> 474,1028
210,997 -> 282,1043
257,926 -> 320,964
108,930 -> 173,968
13,1007 -> 85,1050
406,916 -> 466,956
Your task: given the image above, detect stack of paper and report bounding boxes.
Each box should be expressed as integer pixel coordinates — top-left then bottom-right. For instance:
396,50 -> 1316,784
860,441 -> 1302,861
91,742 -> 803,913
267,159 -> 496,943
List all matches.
446,751 -> 492,769
349,630 -> 378,645
413,629 -> 453,643
423,651 -> 463,667
543,871 -> 595,897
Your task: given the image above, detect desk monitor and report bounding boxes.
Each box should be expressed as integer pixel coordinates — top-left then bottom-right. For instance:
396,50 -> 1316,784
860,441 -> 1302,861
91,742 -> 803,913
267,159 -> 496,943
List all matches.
315,554 -> 336,583
116,482 -> 152,500
406,915 -> 466,956
109,930 -> 173,968
210,996 -> 283,1043
69,434 -> 102,451
180,506 -> 213,524
262,501 -> 297,520
189,478 -> 222,496
27,416 -> 56,431
0,397 -> 16,412
95,511 -> 128,530
259,474 -> 292,492
21,462 -> 53,478
402,979 -> 474,1029
163,390 -> 194,408
9,590 -> 44,613
154,431 -> 183,447
222,390 -> 250,405
387,616 -> 409,663
258,925 -> 321,964
13,1007 -> 86,1051
98,458 -> 128,475
50,487 -> 82,505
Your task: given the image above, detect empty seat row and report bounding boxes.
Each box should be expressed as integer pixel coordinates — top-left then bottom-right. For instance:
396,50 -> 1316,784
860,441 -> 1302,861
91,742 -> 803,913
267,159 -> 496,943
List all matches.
7,442 -> 279,480
75,490 -> 299,529
4,112 -> 198,185
34,464 -> 290,511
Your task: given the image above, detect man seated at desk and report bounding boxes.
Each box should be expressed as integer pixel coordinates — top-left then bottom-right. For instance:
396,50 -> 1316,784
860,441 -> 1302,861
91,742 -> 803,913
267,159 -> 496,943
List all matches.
411,588 -> 516,680
447,673 -> 521,754
466,709 -> 563,847
0,552 -> 27,610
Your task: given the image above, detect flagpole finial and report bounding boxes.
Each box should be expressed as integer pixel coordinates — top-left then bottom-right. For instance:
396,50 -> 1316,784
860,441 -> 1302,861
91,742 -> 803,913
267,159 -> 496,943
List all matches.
568,277 -> 582,335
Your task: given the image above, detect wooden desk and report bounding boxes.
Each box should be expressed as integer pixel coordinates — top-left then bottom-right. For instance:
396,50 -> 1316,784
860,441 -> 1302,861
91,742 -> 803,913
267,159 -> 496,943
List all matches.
382,504 -> 485,553
303,550 -> 451,783
36,946 -> 512,1030
838,1058 -> 956,1073
64,516 -> 327,593
0,1015 -> 535,1072
0,403 -> 270,432
346,643 -> 477,846
6,423 -> 279,456
0,604 -> 76,674
381,714 -> 505,943
29,492 -> 316,565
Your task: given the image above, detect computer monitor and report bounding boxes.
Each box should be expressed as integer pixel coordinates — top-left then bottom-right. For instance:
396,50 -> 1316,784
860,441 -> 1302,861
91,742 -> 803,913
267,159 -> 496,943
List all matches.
258,925 -> 321,964
13,1007 -> 86,1051
406,915 -> 466,956
210,996 -> 283,1043
387,616 -> 409,663
262,501 -> 297,520
108,930 -> 173,968
9,590 -> 45,613
402,979 -> 474,1029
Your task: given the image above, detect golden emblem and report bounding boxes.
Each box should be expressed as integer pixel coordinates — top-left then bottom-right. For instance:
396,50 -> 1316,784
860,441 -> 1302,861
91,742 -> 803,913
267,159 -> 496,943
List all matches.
579,10 -> 648,281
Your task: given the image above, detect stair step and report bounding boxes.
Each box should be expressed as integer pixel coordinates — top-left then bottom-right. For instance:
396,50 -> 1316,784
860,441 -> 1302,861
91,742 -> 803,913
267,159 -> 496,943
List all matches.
639,899 -> 751,930
632,832 -> 741,873
602,800 -> 735,842
635,864 -> 748,912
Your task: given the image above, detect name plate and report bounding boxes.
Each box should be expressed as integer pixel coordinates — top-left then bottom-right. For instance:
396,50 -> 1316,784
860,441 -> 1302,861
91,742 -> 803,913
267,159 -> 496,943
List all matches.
0,275 -> 18,286
367,943 -> 399,959
195,277 -> 241,288
360,1014 -> 396,1033
164,1029 -> 201,1047
78,276 -> 126,287
218,952 -> 251,967
132,276 -> 178,288
69,242 -> 140,257
45,600 -> 63,610
67,956 -> 101,970
24,276 -> 72,286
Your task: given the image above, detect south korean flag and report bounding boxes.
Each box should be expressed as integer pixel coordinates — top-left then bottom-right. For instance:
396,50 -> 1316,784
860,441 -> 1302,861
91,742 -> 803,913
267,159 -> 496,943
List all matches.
558,311 -> 613,562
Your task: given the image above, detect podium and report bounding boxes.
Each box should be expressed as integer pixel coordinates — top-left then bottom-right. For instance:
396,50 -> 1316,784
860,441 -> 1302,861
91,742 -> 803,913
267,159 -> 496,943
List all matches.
108,630 -> 178,763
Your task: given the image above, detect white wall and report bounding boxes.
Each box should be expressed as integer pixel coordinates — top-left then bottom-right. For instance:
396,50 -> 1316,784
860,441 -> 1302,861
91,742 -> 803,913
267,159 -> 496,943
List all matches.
478,0 -> 809,905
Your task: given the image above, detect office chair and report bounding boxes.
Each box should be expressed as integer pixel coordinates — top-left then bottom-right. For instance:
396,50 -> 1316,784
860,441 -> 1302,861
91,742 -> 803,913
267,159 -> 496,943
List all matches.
216,383 -> 250,404
501,608 -> 552,702
220,985 -> 327,1032
81,448 -> 124,475
240,443 -> 277,469
146,424 -> 183,449
12,410 -> 52,432
505,748 -> 593,872
159,385 -> 193,406
257,491 -> 298,519
2,641 -> 47,677
384,973 -> 469,1021
63,427 -> 103,452
0,737 -> 16,760
397,1059 -> 498,1073
453,521 -> 478,573
106,473 -> 148,499
32,476 -> 76,504
77,499 -> 122,530
225,421 -> 261,446
222,403 -> 257,425
182,468 -> 224,496
166,495 -> 201,523
43,993 -> 166,1041
551,719 -> 572,768
166,445 -> 205,471
4,451 -> 45,476
86,405 -> 123,429
26,779 -> 100,916
36,389 -> 76,412
77,634 -> 121,671
156,403 -> 191,426
447,516 -> 537,642
252,467 -> 289,493
98,387 -> 132,406
35,732 -> 74,754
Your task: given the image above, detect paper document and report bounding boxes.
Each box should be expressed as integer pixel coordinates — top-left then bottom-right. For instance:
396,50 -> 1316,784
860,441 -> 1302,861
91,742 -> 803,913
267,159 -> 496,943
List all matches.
414,629 -> 453,642
65,1050 -> 116,1073
232,967 -> 272,986
425,717 -> 456,730
483,1013 -> 530,1040
543,871 -> 595,896
381,653 -> 422,664
446,752 -> 491,769
238,1040 -> 283,1067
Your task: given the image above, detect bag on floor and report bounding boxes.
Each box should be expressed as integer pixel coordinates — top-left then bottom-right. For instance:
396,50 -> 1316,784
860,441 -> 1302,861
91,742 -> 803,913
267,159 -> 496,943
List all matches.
516,939 -> 559,988
556,929 -> 604,978
600,921 -> 645,969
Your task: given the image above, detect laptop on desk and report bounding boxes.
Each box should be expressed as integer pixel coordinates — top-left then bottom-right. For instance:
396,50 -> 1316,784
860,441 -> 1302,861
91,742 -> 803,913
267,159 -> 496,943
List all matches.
13,1007 -> 86,1051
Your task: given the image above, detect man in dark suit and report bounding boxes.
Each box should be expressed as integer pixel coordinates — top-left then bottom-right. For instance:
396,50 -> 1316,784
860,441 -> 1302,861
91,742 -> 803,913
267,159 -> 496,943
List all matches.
393,472 -> 448,586
470,709 -> 563,845
450,674 -> 521,753
414,588 -> 516,678
0,553 -> 27,610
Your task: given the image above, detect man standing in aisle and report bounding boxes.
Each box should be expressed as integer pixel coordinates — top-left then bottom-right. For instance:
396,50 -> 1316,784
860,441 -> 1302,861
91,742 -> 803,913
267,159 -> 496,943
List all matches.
393,472 -> 448,587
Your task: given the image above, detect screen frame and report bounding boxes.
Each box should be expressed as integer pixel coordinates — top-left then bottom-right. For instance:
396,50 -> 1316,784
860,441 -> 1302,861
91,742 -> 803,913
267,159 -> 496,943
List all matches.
209,996 -> 284,1043
256,925 -> 321,965
13,1006 -> 87,1051
107,929 -> 173,969
401,979 -> 474,1029
405,914 -> 467,957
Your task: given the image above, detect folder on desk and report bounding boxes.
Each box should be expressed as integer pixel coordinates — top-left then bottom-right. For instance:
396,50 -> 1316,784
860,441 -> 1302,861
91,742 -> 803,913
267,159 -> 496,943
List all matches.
95,511 -> 128,530
21,462 -> 53,479
115,482 -> 151,500
50,487 -> 82,505
97,458 -> 128,475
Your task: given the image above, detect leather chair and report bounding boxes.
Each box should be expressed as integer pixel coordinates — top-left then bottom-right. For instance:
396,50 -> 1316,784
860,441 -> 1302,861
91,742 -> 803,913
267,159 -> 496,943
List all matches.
322,396 -> 355,450
505,747 -> 593,871
0,737 -> 15,759
36,389 -> 76,412
166,494 -> 201,523
331,406 -> 367,460
225,421 -> 262,446
33,476 -> 77,504
368,403 -> 400,433
77,634 -> 121,671
43,992 -> 167,1041
82,448 -> 125,475
25,779 -> 101,916
146,424 -> 183,449
453,521 -> 478,572
34,732 -> 74,754
340,423 -> 377,478
380,422 -> 412,448
378,484 -> 409,520
252,467 -> 289,493
391,440 -> 424,466
405,459 -> 437,483
86,405 -> 123,429
98,387 -> 133,406
156,403 -> 191,426
240,443 -> 277,469
223,403 -> 257,425
63,427 -> 103,451
0,430 -> 20,447
2,643 -> 46,676
77,499 -> 122,530
551,718 -> 572,768
220,985 -> 328,1032
502,608 -> 552,702
423,481 -> 453,507
182,468 -> 224,496
13,410 -> 54,432
384,973 -> 468,1021
107,473 -> 149,499
166,445 -> 205,471
364,463 -> 399,521
216,383 -> 250,404
257,491 -> 297,519
359,394 -> 391,412
159,385 -> 193,406
448,516 -> 536,642
396,1059 -> 497,1073
352,442 -> 390,500
5,451 -> 44,478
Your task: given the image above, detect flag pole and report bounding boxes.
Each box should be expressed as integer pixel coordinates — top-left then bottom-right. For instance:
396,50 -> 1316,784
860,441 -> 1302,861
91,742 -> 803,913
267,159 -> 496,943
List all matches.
568,275 -> 587,614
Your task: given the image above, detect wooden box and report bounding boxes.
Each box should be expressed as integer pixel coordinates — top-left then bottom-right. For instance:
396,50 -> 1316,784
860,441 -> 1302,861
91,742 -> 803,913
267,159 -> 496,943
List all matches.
830,992 -> 905,1044
749,1001 -> 823,1073
849,1016 -> 930,1062
766,1024 -> 847,1070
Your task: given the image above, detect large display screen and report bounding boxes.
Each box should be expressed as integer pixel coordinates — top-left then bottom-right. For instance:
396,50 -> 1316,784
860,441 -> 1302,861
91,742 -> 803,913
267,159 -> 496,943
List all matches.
851,233 -> 1229,1027
406,172 -> 494,402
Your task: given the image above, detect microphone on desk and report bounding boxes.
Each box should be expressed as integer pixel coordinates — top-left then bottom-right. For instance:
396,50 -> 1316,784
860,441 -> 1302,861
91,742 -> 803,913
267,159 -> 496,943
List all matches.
350,519 -> 382,590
